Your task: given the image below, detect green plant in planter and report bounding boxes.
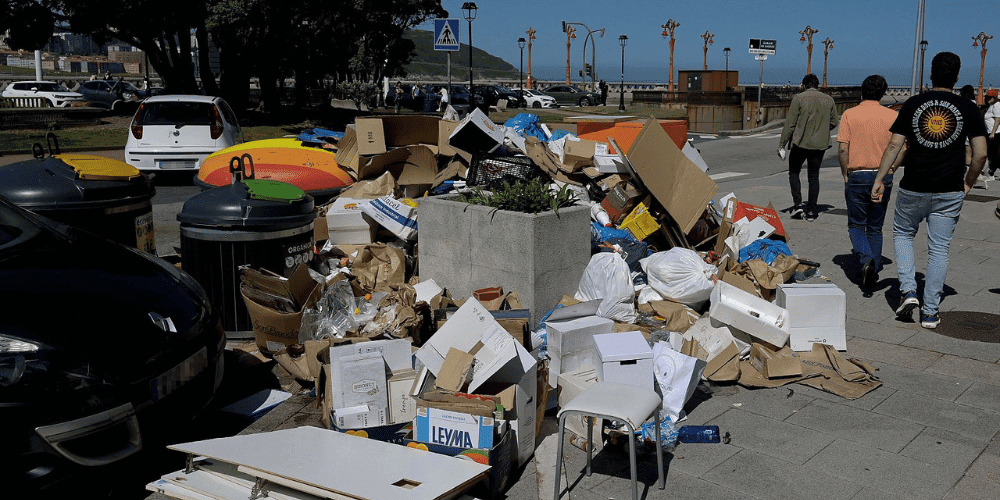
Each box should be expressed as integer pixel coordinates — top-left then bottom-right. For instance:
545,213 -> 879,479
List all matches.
458,178 -> 579,216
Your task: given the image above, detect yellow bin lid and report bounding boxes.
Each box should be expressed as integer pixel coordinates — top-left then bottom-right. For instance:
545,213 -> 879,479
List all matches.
55,154 -> 142,181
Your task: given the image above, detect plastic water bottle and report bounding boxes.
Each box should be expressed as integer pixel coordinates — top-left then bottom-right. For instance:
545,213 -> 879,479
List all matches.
590,203 -> 612,227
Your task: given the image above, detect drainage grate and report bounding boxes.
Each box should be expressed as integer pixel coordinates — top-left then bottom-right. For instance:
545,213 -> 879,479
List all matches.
935,311 -> 1000,343
964,194 -> 1000,203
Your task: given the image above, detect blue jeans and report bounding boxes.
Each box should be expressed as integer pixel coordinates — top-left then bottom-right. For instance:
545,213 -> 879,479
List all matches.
846,171 -> 892,271
893,187 -> 964,316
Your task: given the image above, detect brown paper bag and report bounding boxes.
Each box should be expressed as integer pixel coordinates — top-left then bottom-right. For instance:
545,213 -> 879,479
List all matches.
353,244 -> 406,293
338,171 -> 402,199
360,283 -> 421,339
797,344 -> 882,399
648,299 -> 699,332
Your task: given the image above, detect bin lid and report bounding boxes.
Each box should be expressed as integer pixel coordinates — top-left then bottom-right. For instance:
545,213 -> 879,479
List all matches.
177,178 -> 316,228
0,155 -> 153,210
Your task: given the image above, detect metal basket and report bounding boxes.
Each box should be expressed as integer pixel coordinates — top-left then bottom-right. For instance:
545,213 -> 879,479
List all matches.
467,154 -> 541,189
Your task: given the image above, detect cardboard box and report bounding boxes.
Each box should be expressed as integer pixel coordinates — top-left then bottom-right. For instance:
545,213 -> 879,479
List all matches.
438,120 -> 471,161
326,197 -> 377,245
414,406 -> 496,450
332,421 -> 410,445
545,315 -> 614,388
331,352 -> 388,420
404,425 -> 512,499
563,138 -> 600,168
622,118 -> 718,233
620,202 -> 659,241
600,181 -> 643,225
360,196 -> 418,241
240,264 -> 323,355
594,153 -> 628,174
329,338 -> 413,375
354,115 -> 440,156
776,283 -> 847,351
448,108 -> 504,153
748,343 -> 802,378
476,360 -> 538,467
388,370 -> 418,424
593,331 -> 654,390
334,404 -> 388,430
709,281 -> 790,348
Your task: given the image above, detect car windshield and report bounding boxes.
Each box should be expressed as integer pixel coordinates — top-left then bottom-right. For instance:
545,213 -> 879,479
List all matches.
138,102 -> 215,126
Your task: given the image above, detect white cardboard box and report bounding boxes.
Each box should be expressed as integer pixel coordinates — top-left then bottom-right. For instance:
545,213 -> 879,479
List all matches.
545,316 -> 614,388
330,338 -> 412,375
414,406 -> 495,450
388,370 -> 417,423
556,367 -> 602,451
332,352 -> 388,423
709,281 -> 790,348
334,404 -> 388,429
326,197 -> 376,245
776,283 -> 847,351
593,331 -> 654,390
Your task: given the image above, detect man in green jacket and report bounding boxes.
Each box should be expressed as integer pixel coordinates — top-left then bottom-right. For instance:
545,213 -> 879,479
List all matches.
778,74 -> 840,221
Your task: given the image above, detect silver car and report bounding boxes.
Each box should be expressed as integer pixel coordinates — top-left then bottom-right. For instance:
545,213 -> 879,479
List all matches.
124,95 -> 243,172
77,80 -> 142,112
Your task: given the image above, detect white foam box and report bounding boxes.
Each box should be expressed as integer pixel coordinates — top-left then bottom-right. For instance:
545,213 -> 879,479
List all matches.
776,283 -> 847,351
709,281 -> 790,348
332,352 -> 388,423
545,315 -> 614,388
326,197 -> 377,245
593,331 -> 654,390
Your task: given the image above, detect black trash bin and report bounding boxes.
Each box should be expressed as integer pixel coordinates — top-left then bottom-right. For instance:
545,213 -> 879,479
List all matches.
0,153 -> 156,253
178,176 -> 316,338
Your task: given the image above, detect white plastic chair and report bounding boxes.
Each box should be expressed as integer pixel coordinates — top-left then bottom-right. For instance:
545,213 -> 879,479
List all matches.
553,382 -> 665,500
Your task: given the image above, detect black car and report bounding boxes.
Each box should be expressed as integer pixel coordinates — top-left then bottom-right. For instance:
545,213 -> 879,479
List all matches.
542,84 -> 602,107
0,197 -> 225,491
473,85 -> 525,109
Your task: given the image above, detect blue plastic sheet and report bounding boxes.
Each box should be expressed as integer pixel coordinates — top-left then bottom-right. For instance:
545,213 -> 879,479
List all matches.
503,113 -> 549,142
738,238 -> 792,265
549,129 -> 571,142
297,128 -> 344,144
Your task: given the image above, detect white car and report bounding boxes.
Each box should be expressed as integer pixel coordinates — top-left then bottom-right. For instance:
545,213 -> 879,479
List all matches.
125,95 -> 243,172
1,81 -> 84,107
515,88 -> 558,109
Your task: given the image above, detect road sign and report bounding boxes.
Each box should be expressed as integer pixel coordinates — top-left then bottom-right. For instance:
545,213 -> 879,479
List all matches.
755,54 -> 768,61
748,38 -> 776,55
434,19 -> 460,51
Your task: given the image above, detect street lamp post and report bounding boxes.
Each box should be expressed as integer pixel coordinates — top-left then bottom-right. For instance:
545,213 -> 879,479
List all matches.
462,2 -> 478,113
525,27 -> 536,89
973,32 -> 993,105
700,30 -> 714,71
619,34 -> 628,112
723,47 -> 731,89
562,22 -> 576,85
661,19 -> 680,93
821,37 -> 834,87
799,25 -> 819,74
518,37 -> 526,106
919,40 -> 928,91
565,21 -> 604,90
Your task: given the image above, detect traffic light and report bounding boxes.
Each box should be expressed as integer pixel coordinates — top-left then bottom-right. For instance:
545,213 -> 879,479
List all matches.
585,63 -> 594,79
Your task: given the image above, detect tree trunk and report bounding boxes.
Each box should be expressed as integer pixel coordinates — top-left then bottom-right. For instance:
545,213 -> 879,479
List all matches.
196,26 -> 219,96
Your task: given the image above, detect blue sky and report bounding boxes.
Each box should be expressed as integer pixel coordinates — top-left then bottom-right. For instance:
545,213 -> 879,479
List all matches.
421,0 -> 998,88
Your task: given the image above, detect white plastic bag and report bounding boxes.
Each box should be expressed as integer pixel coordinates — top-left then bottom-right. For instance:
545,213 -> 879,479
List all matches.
652,341 -> 704,422
641,248 -> 717,309
575,252 -> 636,323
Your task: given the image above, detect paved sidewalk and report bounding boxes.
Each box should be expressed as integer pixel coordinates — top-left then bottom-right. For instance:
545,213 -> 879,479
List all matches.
513,165 -> 1000,500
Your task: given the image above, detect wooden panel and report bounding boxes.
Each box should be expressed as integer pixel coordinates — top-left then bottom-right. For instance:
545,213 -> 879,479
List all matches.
168,426 -> 489,500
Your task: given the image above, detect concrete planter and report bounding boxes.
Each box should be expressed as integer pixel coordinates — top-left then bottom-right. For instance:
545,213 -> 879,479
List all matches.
418,196 -> 592,328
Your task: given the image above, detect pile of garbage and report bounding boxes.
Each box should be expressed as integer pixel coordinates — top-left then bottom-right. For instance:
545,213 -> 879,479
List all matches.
225,106 -> 880,498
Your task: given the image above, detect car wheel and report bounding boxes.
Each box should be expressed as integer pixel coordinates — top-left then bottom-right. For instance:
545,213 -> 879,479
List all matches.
532,101 -> 542,109
579,97 -> 591,106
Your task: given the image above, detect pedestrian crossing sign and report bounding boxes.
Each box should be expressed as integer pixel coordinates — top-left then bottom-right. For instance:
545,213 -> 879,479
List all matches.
434,19 -> 460,51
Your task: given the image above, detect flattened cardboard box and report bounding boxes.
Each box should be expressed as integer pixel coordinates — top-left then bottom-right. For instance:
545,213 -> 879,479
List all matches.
625,118 -> 717,233
748,343 -> 802,378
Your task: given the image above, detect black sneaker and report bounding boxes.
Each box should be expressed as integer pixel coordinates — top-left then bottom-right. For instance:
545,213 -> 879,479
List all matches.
896,291 -> 919,318
861,261 -> 878,289
790,207 -> 804,219
805,210 -> 817,221
920,313 -> 940,329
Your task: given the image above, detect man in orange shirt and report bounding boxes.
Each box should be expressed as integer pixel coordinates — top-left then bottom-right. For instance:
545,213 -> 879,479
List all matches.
837,75 -> 903,290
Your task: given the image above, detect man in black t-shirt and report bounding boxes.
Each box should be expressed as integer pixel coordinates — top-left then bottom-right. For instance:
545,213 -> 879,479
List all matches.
871,52 -> 988,329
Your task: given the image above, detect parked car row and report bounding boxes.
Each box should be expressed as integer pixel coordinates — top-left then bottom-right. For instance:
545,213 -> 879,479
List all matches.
1,79 -> 152,112
383,83 -> 602,111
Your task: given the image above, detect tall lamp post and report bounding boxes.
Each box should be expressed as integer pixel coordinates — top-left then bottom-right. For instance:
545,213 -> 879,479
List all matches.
799,25 -> 819,74
562,23 -> 576,84
661,19 -> 680,93
919,39 -> 928,91
565,21 -> 604,89
518,37 -> 526,105
462,2 -> 478,112
700,30 -> 714,70
973,32 -> 993,105
723,47 -> 731,89
525,27 -> 536,89
821,37 -> 834,87
618,34 -> 628,112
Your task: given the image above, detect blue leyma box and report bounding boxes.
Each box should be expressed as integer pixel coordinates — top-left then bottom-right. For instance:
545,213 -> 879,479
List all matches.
405,425 -> 512,500
414,406 -> 495,449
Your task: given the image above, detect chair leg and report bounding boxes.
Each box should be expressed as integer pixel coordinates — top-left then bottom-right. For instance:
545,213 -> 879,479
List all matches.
627,424 -> 638,500
654,411 -> 665,489
585,414 -> 593,476
554,414 -> 567,500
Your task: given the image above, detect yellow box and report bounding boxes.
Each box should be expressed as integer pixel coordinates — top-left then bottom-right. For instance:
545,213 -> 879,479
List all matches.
620,202 -> 659,241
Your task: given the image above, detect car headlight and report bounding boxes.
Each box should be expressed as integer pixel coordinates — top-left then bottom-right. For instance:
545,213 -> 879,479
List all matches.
0,334 -> 39,386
